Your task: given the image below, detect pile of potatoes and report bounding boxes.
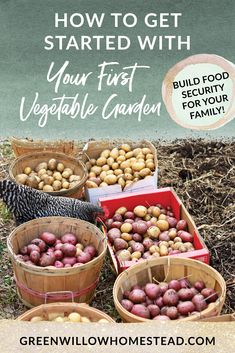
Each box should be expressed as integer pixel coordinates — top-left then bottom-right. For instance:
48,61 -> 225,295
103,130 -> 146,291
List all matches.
15,159 -> 81,192
29,311 -> 109,323
86,144 -> 155,189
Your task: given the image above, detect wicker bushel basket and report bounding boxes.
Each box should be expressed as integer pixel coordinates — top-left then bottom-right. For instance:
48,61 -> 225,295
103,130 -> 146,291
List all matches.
9,151 -> 88,198
10,137 -> 82,158
7,217 -> 107,307
17,302 -> 115,323
113,257 -> 226,322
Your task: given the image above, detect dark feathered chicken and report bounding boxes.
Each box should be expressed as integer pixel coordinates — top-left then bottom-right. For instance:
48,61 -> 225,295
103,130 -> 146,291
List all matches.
0,180 -> 103,225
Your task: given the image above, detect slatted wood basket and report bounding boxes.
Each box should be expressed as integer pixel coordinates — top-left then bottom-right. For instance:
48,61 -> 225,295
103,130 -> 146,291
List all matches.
17,302 -> 115,322
11,137 -> 82,157
9,151 -> 88,198
113,257 -> 226,322
7,217 -> 107,307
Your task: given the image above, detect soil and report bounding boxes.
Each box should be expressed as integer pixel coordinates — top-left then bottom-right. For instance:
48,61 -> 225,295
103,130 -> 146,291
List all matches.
0,139 -> 234,320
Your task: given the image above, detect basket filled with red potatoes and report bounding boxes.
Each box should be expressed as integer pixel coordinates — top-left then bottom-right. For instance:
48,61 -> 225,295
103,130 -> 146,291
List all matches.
99,188 -> 209,274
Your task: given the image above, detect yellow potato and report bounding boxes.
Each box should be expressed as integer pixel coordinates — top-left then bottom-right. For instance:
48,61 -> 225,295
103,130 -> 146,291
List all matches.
112,162 -> 119,170
158,214 -> 167,221
99,171 -> 107,181
46,170 -> 53,176
96,157 -> 107,166
90,166 -> 102,176
124,173 -> 133,181
116,155 -> 126,163
102,164 -> 110,171
120,223 -> 132,233
48,312 -> 64,321
146,162 -> 155,171
106,170 -> 114,175
53,172 -> 63,181
35,162 -> 48,172
115,206 -> 127,215
89,172 -> 96,178
133,148 -> 142,156
38,168 -> 47,177
118,149 -> 126,156
131,251 -> 142,259
118,177 -> 125,188
152,206 -> 161,218
86,180 -> 98,188
99,182 -> 108,187
30,316 -> 44,322
68,312 -> 81,323
121,233 -> 132,241
101,149 -> 110,159
69,175 -> 81,183
62,170 -> 72,179
114,169 -> 123,176
90,158 -> 96,166
24,166 -> 32,175
57,163 -> 65,172
124,167 -> 132,174
146,153 -> 154,160
47,159 -> 57,171
132,161 -> 145,171
54,317 -> 65,323
98,319 -> 109,323
125,151 -> 134,159
53,180 -> 62,191
159,245 -> 169,256
121,144 -> 131,152
120,161 -> 130,170
81,316 -> 91,323
139,168 -> 151,178
156,220 -> 169,231
104,174 -> 117,185
25,176 -> 39,189
106,157 -> 114,166
43,185 -> 54,192
62,181 -> 70,189
38,181 -> 44,190
110,148 -> 119,159
15,173 -> 28,185
43,175 -> 54,185
142,147 -> 151,155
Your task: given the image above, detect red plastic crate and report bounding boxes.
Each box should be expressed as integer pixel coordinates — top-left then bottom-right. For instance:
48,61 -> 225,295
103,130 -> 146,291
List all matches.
99,188 -> 210,275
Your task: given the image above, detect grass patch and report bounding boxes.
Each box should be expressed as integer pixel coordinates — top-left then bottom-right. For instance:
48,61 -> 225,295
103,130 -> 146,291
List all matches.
0,202 -> 11,223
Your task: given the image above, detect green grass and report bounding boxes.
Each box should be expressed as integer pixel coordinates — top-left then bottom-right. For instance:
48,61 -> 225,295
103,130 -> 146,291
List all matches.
0,203 -> 11,223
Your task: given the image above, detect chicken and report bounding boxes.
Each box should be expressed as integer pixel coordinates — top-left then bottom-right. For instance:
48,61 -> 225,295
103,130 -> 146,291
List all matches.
0,179 -> 103,225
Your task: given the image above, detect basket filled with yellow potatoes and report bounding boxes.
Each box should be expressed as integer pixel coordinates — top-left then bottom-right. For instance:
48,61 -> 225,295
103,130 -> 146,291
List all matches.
83,140 -> 158,204
9,151 -> 88,198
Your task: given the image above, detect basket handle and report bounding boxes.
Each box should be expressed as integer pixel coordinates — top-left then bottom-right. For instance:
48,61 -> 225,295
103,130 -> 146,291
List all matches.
44,291 -> 74,304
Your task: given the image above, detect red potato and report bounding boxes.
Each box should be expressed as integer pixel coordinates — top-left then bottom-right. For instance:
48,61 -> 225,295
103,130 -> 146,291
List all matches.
194,280 -> 206,292
30,250 -> 40,264
31,238 -> 46,252
123,290 -> 131,299
54,260 -> 64,268
55,243 -> 64,251
23,255 -> 30,261
114,238 -> 128,251
201,288 -> 218,303
178,231 -> 194,243
27,244 -> 41,254
166,306 -> 178,320
132,222 -> 148,235
129,289 -> 146,303
61,243 -> 76,257
121,299 -> 134,312
84,245 -> 96,258
159,232 -> 170,242
168,280 -> 181,292
154,296 -> 164,308
77,252 -> 91,264
160,306 -> 168,315
146,297 -> 154,305
159,282 -> 169,295
177,301 -> 195,315
148,304 -> 160,318
192,294 -> 208,312
124,219 -> 134,224
176,220 -> 187,231
54,249 -> 63,260
73,263 -> 83,268
64,264 -> 72,268
107,228 -> 121,244
124,211 -> 135,220
39,252 -> 56,267
190,288 -> 199,296
110,221 -> 122,229
105,218 -> 113,229
167,217 -> 178,228
47,247 -> 54,253
40,232 -> 56,245
144,283 -> 161,300
142,238 -> 154,250
55,239 -> 62,245
61,233 -> 77,245
62,257 -> 77,266
131,242 -> 145,254
131,304 -> 150,319
142,251 -> 152,259
179,278 -> 191,288
113,214 -> 123,222
178,288 -> 194,301
16,254 -> 24,261
132,233 -> 143,242
163,289 -> 179,306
